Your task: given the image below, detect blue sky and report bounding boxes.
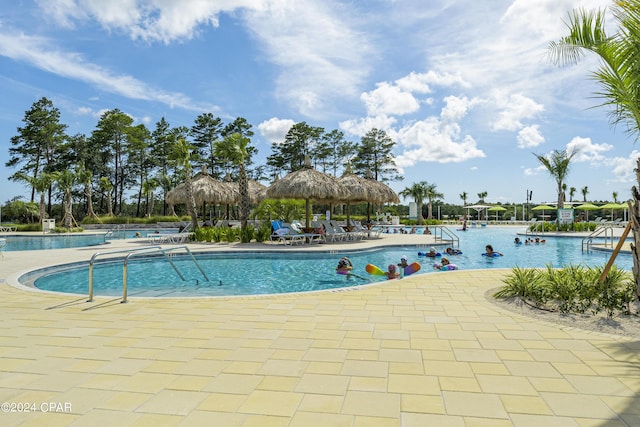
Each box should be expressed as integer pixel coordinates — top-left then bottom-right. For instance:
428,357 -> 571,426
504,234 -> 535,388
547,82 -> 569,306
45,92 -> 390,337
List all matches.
0,0 -> 636,207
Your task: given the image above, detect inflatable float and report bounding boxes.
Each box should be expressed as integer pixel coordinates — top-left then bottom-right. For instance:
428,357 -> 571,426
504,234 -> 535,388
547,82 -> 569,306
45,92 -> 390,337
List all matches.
366,262 -> 421,277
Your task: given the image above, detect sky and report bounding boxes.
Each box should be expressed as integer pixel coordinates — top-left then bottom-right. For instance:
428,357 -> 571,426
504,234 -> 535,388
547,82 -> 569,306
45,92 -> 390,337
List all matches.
0,0 -> 636,208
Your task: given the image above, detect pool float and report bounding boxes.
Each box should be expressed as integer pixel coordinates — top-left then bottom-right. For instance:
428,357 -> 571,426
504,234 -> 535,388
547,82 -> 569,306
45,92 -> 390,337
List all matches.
365,264 -> 386,275
434,263 -> 458,270
366,262 -> 421,277
418,251 -> 441,257
482,253 -> 502,257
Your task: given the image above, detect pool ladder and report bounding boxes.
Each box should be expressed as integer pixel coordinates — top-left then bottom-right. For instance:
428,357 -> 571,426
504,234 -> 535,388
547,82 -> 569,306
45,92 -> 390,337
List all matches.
87,245 -> 209,303
582,225 -> 617,252
431,225 -> 460,248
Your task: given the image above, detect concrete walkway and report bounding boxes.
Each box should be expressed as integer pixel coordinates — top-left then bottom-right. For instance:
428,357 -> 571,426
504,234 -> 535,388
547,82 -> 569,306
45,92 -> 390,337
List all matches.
0,232 -> 639,426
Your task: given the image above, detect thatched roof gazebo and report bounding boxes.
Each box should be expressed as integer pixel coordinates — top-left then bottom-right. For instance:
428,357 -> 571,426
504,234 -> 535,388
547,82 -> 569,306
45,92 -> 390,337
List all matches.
337,166 -> 375,225
265,158 -> 349,229
166,167 -> 235,211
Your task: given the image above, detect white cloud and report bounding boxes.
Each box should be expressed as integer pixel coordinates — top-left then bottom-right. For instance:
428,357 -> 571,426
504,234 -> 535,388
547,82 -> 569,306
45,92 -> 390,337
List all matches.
36,0 -> 254,43
523,165 -> 547,176
491,92 -> 544,131
394,96 -> 485,166
360,71 -> 468,117
0,31 -> 218,112
244,1 -> 373,117
603,150 -> 640,183
339,115 -> 398,137
565,136 -> 613,162
258,117 -> 295,143
517,125 -> 545,148
361,82 -> 420,117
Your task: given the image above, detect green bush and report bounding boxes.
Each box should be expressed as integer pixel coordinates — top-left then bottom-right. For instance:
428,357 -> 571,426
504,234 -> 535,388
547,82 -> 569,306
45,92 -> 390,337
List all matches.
495,264 -> 635,318
240,224 -> 255,243
255,221 -> 273,242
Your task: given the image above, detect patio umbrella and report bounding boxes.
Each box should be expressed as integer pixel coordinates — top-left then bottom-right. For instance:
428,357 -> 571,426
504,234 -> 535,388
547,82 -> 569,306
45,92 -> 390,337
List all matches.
362,170 -> 400,222
532,204 -> 555,220
337,166 -> 374,226
265,158 -> 350,229
166,168 -> 234,206
487,205 -> 506,221
465,204 -> 491,220
574,203 -> 600,221
599,202 -> 624,221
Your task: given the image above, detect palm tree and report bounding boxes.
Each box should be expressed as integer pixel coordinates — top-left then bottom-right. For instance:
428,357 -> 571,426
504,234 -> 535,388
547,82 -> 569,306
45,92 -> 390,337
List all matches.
99,177 -> 114,217
533,149 -> 577,211
549,1 -> 640,294
215,133 -> 251,231
399,182 -> 428,224
582,186 -> 589,203
477,192 -> 487,203
569,187 -> 576,202
142,178 -> 159,218
52,170 -> 79,229
459,192 -> 468,207
425,183 -> 444,220
77,167 -> 99,222
613,191 -> 619,203
14,172 -> 53,224
170,137 -> 198,231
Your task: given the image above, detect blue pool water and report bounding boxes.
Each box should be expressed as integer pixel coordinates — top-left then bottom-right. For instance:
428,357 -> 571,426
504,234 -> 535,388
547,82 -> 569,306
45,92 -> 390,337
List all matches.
105,228 -> 179,240
2,234 -> 108,251
26,227 -> 632,297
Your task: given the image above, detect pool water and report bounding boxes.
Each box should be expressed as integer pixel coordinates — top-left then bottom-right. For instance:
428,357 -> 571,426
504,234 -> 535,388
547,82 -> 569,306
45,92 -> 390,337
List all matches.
2,234 -> 107,251
28,227 -> 632,298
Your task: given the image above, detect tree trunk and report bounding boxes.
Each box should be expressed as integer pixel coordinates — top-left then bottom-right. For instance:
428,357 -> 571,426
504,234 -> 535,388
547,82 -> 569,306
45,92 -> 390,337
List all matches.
632,159 -> 640,299
85,183 -> 99,221
239,166 -> 249,229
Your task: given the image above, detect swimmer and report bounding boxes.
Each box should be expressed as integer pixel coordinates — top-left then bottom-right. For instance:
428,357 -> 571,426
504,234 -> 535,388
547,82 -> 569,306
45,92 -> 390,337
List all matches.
336,257 -> 353,273
514,237 -> 522,245
484,245 -> 503,257
397,255 -> 409,268
434,257 -> 458,271
386,264 -> 400,279
445,247 -> 462,255
425,247 -> 438,258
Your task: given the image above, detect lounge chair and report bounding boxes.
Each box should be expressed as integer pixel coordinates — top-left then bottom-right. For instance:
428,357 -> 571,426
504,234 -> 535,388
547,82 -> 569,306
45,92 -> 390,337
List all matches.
319,220 -> 347,242
346,219 -> 367,240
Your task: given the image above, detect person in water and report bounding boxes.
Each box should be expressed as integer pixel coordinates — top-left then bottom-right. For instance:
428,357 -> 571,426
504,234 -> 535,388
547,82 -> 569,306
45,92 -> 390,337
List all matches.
425,247 -> 438,258
484,245 -> 503,256
434,257 -> 457,270
336,257 -> 353,273
398,255 -> 409,268
445,247 -> 462,255
514,237 -> 522,245
385,264 -> 400,279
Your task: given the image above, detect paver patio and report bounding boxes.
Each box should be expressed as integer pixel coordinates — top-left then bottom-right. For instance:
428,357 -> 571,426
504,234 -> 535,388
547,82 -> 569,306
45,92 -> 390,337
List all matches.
0,233 -> 639,426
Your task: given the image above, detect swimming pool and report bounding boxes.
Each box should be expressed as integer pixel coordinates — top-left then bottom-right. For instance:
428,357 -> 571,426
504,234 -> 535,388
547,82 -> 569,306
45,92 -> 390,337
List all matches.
2,233 -> 108,251
24,227 -> 632,298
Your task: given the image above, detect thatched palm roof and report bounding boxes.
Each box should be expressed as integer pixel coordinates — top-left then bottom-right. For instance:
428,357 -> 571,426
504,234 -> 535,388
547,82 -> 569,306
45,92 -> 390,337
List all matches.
265,160 -> 349,228
166,169 -> 235,206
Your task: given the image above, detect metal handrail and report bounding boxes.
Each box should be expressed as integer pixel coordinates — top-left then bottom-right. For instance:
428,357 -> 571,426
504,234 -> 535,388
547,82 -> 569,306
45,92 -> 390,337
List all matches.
582,225 -> 615,252
121,245 -> 209,303
431,225 -> 460,248
88,246 -> 162,301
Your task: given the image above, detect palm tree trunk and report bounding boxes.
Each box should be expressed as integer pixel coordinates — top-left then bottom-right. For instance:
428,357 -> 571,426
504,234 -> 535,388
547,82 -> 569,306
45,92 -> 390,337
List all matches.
185,174 -> 198,231
239,166 -> 249,229
632,159 -> 640,298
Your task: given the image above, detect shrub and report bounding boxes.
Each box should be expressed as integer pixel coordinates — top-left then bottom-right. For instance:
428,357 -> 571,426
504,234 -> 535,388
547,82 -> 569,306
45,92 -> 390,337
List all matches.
255,221 -> 272,242
240,224 -> 255,243
495,264 -> 635,318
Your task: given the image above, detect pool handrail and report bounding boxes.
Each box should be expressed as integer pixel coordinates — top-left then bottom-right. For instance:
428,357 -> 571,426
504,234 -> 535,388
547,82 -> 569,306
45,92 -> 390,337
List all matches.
121,245 -> 209,303
431,225 -> 459,248
88,246 -> 162,301
582,225 -> 616,252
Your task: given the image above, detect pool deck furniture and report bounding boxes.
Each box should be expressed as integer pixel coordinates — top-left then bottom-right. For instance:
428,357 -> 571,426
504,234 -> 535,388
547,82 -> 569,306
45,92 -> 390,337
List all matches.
0,225 -> 17,232
1,230 -> 639,425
